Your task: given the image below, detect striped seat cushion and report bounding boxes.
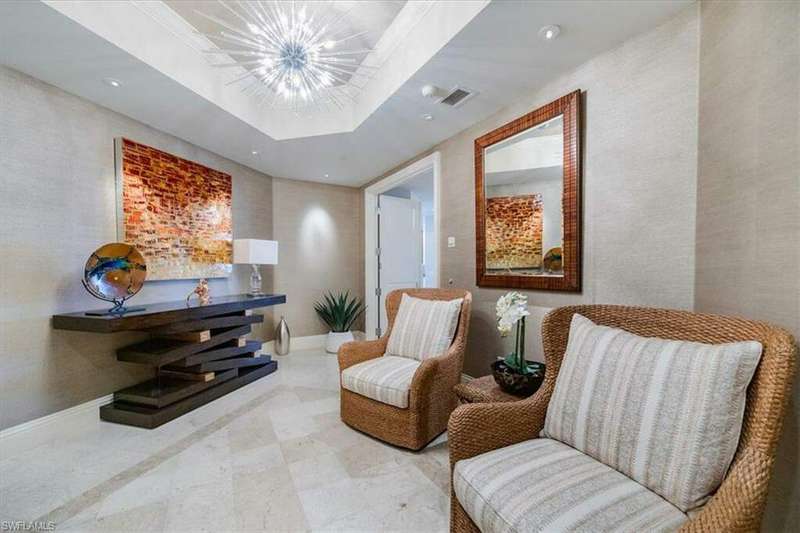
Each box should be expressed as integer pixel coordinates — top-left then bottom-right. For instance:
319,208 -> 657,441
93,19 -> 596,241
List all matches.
542,314 -> 762,511
454,438 -> 687,533
386,294 -> 463,361
340,355 -> 420,408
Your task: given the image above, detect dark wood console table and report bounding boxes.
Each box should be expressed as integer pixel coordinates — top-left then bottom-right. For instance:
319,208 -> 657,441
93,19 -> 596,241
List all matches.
53,294 -> 286,429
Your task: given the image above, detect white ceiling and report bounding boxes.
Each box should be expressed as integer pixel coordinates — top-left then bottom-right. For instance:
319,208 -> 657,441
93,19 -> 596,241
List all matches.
0,0 -> 692,186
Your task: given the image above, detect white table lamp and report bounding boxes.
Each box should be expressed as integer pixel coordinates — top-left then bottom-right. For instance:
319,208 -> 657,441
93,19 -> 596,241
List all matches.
233,239 -> 278,297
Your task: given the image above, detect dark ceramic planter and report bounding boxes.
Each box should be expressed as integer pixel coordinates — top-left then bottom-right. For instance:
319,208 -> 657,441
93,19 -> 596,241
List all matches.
491,359 -> 545,397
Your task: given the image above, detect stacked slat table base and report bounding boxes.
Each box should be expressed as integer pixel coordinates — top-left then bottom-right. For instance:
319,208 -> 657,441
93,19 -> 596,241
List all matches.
53,294 -> 285,429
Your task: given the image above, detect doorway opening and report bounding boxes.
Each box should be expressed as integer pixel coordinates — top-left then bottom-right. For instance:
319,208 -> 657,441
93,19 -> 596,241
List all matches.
364,152 -> 441,339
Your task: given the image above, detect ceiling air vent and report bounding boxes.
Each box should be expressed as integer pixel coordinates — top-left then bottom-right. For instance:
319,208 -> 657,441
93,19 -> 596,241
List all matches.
439,86 -> 476,108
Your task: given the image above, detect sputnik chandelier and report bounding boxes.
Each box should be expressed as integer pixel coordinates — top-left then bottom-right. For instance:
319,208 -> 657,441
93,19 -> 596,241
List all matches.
197,1 -> 374,110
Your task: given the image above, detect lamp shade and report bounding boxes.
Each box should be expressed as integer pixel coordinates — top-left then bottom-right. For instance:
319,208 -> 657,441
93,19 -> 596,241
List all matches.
233,239 -> 278,265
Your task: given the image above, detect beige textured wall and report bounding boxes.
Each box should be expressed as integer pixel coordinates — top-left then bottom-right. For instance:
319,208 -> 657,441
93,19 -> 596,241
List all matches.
0,66 -> 273,429
695,1 -> 800,529
272,178 -> 364,337
372,6 -> 700,376
0,66 -> 363,429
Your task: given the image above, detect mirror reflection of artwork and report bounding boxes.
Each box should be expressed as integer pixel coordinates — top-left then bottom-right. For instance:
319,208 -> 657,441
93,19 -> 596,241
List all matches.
484,115 -> 564,277
486,195 -> 542,271
115,138 -> 233,280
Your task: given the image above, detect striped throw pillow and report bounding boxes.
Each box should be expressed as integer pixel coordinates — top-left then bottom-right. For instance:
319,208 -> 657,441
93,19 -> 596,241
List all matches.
542,313 -> 762,512
386,294 -> 463,361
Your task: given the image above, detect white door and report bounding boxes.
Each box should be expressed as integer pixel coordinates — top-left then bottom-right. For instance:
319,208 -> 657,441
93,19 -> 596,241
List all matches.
377,195 -> 422,335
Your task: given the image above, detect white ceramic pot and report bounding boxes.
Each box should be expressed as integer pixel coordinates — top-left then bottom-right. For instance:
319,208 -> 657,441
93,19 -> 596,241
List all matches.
326,331 -> 355,354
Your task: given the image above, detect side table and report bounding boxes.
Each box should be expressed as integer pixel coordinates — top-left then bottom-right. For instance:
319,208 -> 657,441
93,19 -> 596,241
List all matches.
454,375 -> 529,404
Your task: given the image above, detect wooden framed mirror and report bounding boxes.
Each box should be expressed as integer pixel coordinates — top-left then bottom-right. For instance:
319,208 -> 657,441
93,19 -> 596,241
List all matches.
475,90 -> 582,291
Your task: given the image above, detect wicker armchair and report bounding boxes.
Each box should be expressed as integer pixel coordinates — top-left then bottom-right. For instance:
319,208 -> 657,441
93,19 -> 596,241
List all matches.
448,305 -> 796,532
338,288 -> 472,450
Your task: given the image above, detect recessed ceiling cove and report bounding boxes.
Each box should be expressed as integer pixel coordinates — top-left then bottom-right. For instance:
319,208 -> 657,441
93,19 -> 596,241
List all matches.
181,1 -> 404,111
0,0 -> 692,184
41,0 -> 486,141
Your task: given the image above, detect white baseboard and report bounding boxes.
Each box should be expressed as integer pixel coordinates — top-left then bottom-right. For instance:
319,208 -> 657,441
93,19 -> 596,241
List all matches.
263,331 -> 365,354
262,333 -> 328,353
0,394 -> 113,459
1,332 -> 361,458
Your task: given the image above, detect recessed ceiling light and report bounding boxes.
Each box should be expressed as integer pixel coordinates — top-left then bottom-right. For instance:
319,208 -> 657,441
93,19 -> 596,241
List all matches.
538,25 -> 561,41
422,114 -> 434,121
251,150 -> 258,155
102,77 -> 122,88
421,84 -> 441,99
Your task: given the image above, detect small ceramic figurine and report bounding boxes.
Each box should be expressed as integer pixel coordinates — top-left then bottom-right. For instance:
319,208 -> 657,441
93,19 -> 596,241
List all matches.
186,278 -> 211,306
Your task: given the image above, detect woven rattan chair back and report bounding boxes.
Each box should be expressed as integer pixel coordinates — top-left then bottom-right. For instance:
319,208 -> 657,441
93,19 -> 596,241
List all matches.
449,305 -> 795,531
339,288 -> 472,450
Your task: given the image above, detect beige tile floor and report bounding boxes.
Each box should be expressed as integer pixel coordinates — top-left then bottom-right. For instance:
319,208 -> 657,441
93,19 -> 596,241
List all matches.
0,349 -> 451,532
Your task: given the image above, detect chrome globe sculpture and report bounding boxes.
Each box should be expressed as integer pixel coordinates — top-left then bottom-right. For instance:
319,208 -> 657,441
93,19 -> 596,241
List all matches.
82,242 -> 147,315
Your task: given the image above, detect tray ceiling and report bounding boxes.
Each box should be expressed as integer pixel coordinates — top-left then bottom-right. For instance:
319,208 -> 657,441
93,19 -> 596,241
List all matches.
0,0 -> 692,185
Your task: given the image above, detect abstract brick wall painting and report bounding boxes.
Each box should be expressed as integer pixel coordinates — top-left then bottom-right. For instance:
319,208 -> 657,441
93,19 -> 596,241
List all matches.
485,195 -> 543,270
115,138 -> 232,280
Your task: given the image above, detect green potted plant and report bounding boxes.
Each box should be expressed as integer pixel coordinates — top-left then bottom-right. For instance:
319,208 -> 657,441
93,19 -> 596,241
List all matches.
314,291 -> 366,354
491,291 -> 545,396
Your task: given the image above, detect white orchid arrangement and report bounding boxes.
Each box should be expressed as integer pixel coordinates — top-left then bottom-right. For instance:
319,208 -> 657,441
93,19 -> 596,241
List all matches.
496,291 -> 530,336
496,292 -> 532,374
